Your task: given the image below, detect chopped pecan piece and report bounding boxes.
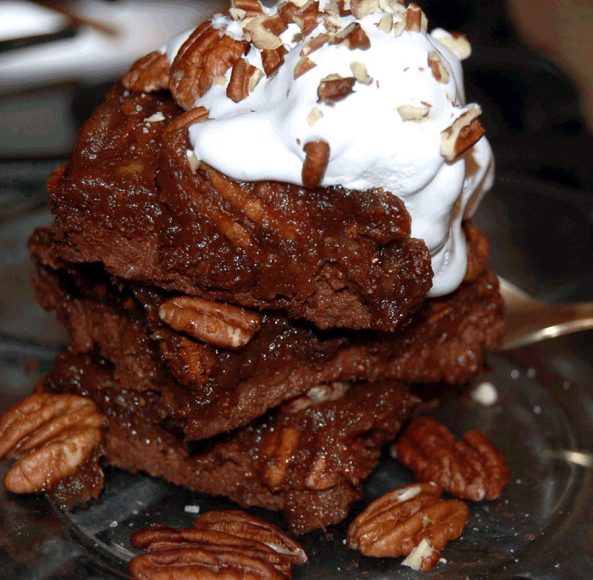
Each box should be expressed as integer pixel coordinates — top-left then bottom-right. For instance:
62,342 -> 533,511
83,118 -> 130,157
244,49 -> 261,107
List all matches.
440,105 -> 486,161
395,417 -> 509,500
300,32 -> 330,56
301,140 -> 330,189
293,1 -> 322,37
351,0 -> 379,19
294,56 -> 317,79
330,22 -> 370,50
397,104 -> 430,121
262,46 -> 288,76
122,51 -> 170,94
245,16 -> 284,50
231,0 -> 264,14
0,393 -> 104,497
129,510 -> 306,579
404,3 -> 427,32
227,58 -> 262,102
428,50 -> 450,83
435,31 -> 472,60
158,296 -> 262,350
347,483 -> 468,570
170,22 -> 249,110
317,74 -> 356,103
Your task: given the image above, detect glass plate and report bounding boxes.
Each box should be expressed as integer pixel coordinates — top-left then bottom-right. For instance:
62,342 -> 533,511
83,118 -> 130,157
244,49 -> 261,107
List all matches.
1,173 -> 592,579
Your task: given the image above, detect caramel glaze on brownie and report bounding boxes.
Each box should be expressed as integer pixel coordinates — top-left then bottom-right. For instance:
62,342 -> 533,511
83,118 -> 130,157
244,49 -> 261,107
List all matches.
29,225 -> 502,443
42,352 -> 418,534
46,87 -> 432,332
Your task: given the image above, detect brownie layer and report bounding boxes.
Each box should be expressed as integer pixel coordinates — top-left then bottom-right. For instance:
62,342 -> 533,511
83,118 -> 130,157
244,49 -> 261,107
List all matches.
30,226 -> 503,442
42,352 -> 417,534
45,86 -> 433,332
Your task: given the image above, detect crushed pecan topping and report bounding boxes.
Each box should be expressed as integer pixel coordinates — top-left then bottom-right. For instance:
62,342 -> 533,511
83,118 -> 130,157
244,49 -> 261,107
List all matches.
170,22 -> 249,110
428,50 -> 450,83
317,74 -> 356,103
350,61 -> 373,84
231,0 -> 264,15
227,58 -> 262,102
293,1 -> 323,37
395,417 -> 509,501
122,51 -> 170,94
440,105 -> 486,161
262,46 -> 288,76
300,32 -> 330,56
330,22 -> 370,50
351,0 -> 379,19
436,31 -> 472,60
0,393 -> 104,496
245,16 -> 284,50
404,3 -> 427,32
377,13 -> 393,33
129,510 -> 306,579
301,140 -> 330,188
306,106 -> 324,125
397,103 -> 430,121
158,295 -> 262,350
347,483 -> 468,570
294,55 -> 317,79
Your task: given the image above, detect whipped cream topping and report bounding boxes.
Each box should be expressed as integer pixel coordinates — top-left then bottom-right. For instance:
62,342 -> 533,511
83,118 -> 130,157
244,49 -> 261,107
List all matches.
166,0 -> 494,296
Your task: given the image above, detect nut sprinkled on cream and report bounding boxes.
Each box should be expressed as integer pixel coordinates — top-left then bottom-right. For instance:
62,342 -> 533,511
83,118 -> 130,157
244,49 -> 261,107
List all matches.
160,0 -> 494,297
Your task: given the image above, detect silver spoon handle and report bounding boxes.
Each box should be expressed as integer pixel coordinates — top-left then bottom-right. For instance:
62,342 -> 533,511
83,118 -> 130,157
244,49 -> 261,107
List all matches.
503,301 -> 593,349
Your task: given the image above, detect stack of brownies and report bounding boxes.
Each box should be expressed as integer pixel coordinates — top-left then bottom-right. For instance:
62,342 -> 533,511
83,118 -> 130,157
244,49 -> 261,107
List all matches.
28,0 -> 503,534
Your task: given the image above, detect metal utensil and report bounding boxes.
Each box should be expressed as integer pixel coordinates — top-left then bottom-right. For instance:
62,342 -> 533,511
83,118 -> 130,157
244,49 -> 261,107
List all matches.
500,277 -> 593,349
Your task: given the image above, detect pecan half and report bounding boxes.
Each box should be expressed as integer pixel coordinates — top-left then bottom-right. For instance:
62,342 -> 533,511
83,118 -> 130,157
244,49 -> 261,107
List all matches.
158,296 -> 262,350
0,393 -> 104,495
129,510 -> 306,579
170,22 -> 249,110
347,483 -> 468,570
302,140 -> 330,189
395,417 -> 509,501
122,51 -> 170,94
194,510 -> 307,565
440,105 -> 486,161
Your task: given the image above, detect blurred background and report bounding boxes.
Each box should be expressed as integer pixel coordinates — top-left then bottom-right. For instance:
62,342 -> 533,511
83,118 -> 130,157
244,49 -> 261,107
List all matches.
0,0 -> 592,191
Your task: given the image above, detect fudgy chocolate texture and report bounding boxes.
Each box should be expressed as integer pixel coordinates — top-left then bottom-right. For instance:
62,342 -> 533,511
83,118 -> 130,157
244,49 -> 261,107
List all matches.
30,227 -> 503,442
42,352 -> 417,534
46,87 -> 433,332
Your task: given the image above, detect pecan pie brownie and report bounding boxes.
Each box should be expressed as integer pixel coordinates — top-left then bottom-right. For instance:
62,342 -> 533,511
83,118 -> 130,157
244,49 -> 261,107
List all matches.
1,0 -> 506,552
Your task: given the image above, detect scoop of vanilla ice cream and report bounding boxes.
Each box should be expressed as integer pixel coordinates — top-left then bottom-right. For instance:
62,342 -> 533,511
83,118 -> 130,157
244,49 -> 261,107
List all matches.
166,0 -> 494,297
